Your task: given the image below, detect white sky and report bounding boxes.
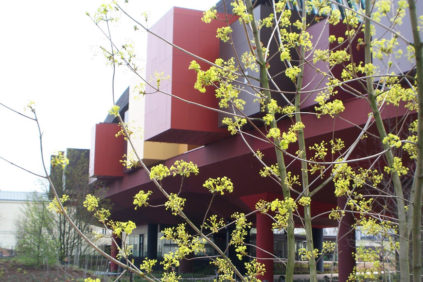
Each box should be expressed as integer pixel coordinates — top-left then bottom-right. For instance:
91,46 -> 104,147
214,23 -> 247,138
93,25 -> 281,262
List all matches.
0,0 -> 216,192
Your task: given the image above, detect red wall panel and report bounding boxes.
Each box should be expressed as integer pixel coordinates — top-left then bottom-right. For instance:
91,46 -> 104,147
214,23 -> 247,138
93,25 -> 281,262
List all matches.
144,8 -> 237,144
90,123 -> 124,178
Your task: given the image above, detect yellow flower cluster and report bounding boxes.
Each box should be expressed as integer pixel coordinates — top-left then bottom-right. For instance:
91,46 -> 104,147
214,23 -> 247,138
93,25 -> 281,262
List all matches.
278,9 -> 292,27
322,241 -> 336,253
203,214 -> 225,233
384,157 -> 409,176
285,66 -> 301,82
150,164 -> 170,181
222,116 -> 247,135
357,217 -> 382,236
376,84 -> 416,111
83,194 -> 99,212
260,13 -> 274,28
285,171 -> 300,189
203,176 -> 234,195
110,220 -> 136,236
217,26 -> 233,43
280,48 -> 291,61
210,258 -> 234,281
245,259 -> 266,281
201,8 -> 217,24
115,122 -> 134,141
333,162 -> 383,197
170,160 -> 199,177
309,141 -> 328,160
51,152 -> 69,169
161,271 -> 181,282
150,160 -> 200,181
241,51 -> 258,72
298,247 -> 319,261
82,194 -> 111,223
347,195 -> 373,213
84,278 -> 100,282
165,193 -> 186,215
328,9 -> 341,25
160,224 -> 206,270
376,0 -> 392,15
269,198 -> 297,229
343,10 -> 359,29
259,164 -> 280,178
403,120 -> 418,159
108,105 -> 120,117
298,196 -> 311,207
266,127 -> 281,140
332,163 -> 354,197
120,154 -> 141,169
190,58 -> 244,111
48,194 -> 70,214
330,138 -> 345,154
382,133 -> 402,148
372,37 -> 399,59
328,208 -> 345,221
231,0 -> 252,23
140,258 -> 157,273
352,247 -> 383,280
279,122 -> 305,150
133,190 -> 152,210
315,99 -> 345,118
94,208 -> 111,223
230,212 -> 252,260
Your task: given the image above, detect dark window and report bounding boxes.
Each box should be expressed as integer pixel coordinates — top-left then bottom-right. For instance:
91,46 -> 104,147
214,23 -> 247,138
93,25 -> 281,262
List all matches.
139,234 -> 144,257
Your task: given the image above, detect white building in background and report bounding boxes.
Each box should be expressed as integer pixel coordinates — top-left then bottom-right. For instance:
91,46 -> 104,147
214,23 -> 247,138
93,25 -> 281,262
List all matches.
0,191 -> 47,255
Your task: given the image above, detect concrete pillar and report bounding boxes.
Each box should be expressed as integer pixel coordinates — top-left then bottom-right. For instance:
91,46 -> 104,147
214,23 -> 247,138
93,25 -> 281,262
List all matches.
337,197 -> 356,282
256,212 -> 274,282
110,233 -> 121,272
312,227 -> 324,272
147,224 -> 158,259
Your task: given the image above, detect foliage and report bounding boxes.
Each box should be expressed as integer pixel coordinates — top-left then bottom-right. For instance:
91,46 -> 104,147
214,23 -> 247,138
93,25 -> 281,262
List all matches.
15,193 -> 58,266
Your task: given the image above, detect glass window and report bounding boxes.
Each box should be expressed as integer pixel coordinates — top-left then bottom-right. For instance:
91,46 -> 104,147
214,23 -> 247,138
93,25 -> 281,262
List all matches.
139,234 -> 144,257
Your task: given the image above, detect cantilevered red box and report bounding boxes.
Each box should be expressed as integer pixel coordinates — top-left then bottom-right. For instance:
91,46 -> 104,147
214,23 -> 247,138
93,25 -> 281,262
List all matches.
89,123 -> 125,178
144,8 -> 236,145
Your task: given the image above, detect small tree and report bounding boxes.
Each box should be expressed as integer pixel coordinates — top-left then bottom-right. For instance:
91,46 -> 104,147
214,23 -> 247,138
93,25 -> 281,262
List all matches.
50,148 -> 94,264
15,192 -> 58,266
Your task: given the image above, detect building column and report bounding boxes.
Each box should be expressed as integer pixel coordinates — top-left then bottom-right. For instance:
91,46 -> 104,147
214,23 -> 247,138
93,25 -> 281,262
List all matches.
110,233 -> 121,272
337,197 -> 356,282
147,224 -> 158,259
256,212 -> 274,282
312,227 -> 324,272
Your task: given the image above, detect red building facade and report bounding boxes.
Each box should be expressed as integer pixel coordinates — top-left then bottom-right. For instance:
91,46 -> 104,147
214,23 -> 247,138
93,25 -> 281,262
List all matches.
89,1 -> 419,281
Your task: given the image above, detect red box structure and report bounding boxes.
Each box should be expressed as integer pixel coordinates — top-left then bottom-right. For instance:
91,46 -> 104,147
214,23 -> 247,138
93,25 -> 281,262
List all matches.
89,123 -> 125,178
144,8 -> 236,145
